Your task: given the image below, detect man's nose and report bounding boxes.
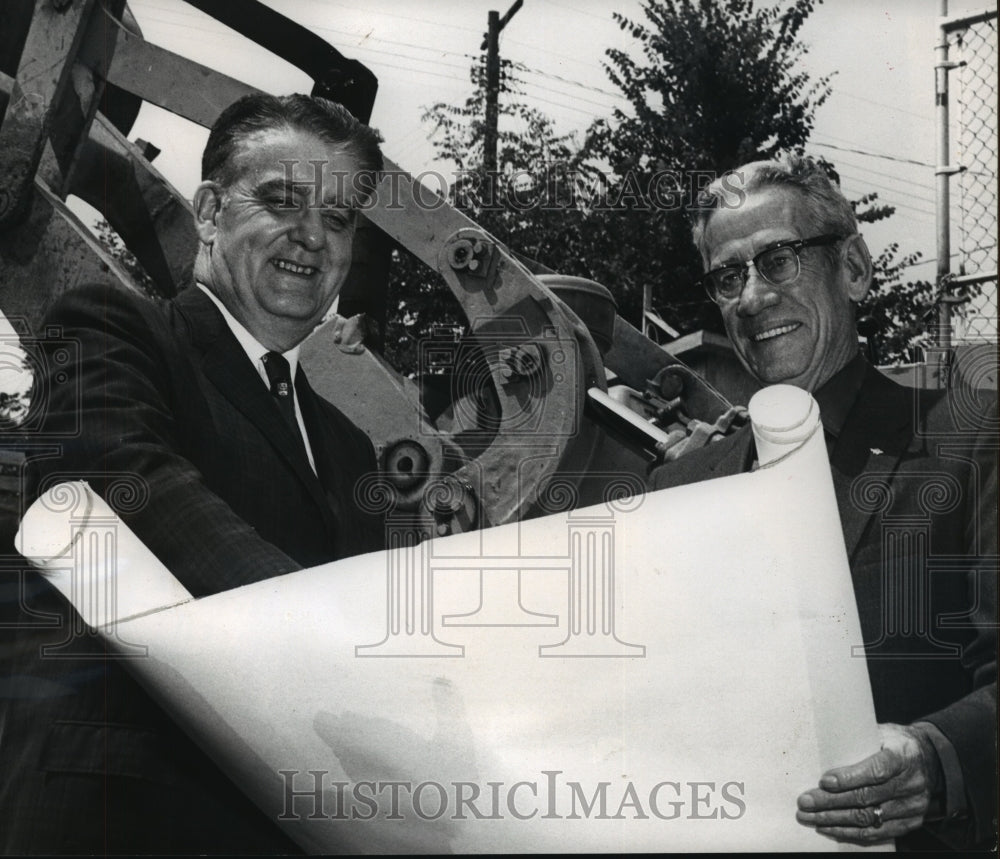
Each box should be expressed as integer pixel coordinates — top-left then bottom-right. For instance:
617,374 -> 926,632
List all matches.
288,204 -> 326,251
736,265 -> 779,315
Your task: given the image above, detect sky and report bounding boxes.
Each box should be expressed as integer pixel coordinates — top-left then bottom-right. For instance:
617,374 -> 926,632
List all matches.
108,0 -> 997,288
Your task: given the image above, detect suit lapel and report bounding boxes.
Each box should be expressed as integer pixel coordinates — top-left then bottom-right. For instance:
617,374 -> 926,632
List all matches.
296,370 -> 348,534
174,287 -> 335,521
829,365 -> 916,560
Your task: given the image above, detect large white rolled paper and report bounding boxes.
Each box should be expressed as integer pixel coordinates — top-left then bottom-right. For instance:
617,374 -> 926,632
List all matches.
749,384 -> 882,773
749,384 -> 822,467
15,480 -> 193,628
16,413 -> 889,852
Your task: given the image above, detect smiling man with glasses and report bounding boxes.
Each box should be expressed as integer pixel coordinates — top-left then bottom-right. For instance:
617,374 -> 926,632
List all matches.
693,159 -> 873,393
651,155 -> 996,852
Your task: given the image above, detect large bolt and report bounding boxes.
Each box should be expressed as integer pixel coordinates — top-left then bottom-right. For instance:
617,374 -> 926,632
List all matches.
447,238 -> 484,271
498,344 -> 543,382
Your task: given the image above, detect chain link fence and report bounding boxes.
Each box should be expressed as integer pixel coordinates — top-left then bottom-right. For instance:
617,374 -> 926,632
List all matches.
946,12 -> 998,342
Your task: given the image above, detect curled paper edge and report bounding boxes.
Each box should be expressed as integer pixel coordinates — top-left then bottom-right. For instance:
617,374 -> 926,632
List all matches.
15,480 -> 193,628
14,480 -> 94,567
749,384 -> 823,467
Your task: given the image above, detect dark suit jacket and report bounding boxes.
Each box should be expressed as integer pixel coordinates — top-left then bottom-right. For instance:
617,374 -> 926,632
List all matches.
0,283 -> 384,854
651,361 -> 997,851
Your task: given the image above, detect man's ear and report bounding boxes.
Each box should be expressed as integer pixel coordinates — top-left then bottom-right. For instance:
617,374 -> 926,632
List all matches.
843,234 -> 873,303
193,181 -> 223,244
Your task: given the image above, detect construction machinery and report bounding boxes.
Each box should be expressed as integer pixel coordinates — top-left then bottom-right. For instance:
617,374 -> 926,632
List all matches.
0,0 -> 746,544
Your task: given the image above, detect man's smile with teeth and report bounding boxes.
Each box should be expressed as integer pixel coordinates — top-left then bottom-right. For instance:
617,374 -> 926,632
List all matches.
272,258 -> 317,275
752,323 -> 800,342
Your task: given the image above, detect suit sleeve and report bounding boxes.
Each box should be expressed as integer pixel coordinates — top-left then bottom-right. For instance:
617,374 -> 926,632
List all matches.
920,393 -> 997,849
30,284 -> 302,596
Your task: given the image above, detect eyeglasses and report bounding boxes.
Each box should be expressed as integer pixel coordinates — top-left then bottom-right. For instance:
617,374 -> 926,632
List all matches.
700,234 -> 847,304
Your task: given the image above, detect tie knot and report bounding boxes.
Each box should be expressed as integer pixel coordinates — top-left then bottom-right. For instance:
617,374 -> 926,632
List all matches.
262,351 -> 293,398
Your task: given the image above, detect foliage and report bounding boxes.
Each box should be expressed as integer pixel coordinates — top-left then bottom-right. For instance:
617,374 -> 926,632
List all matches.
832,184 -> 936,365
385,0 -> 838,367
384,0 -> 939,371
0,389 -> 30,428
93,219 -> 158,297
582,0 -> 834,333
383,57 -> 600,371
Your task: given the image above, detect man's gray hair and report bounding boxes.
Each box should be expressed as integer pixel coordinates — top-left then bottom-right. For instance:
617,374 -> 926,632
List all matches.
690,154 -> 859,262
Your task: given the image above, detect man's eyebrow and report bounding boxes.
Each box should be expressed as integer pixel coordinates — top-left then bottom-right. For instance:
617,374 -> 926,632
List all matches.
711,235 -> 798,266
252,178 -> 296,197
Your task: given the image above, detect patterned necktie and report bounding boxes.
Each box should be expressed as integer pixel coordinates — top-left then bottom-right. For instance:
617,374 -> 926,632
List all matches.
261,351 -> 300,438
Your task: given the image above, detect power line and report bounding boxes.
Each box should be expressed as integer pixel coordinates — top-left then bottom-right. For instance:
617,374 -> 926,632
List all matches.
134,7 -> 476,88
824,152 -> 937,192
338,42 -> 473,76
832,89 -> 935,123
276,0 -> 486,38
506,60 -> 623,100
508,73 -> 620,112
508,89 -> 607,119
834,170 -> 936,211
303,24 -> 475,61
363,60 -> 471,86
536,0 -> 619,25
810,140 -> 935,169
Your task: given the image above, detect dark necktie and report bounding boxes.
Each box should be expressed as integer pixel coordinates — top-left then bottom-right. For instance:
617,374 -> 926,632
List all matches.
262,351 -> 301,439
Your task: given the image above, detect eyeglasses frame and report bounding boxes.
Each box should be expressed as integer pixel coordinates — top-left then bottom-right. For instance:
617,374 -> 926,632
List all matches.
700,233 -> 850,304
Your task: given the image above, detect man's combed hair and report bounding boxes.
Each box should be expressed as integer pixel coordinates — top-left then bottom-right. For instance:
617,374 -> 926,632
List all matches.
202,93 -> 384,187
690,154 -> 859,263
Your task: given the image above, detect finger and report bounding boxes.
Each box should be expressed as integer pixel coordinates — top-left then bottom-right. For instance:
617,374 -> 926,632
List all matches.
798,775 -> 922,811
814,814 -> 924,845
797,793 -> 929,829
817,748 -> 903,792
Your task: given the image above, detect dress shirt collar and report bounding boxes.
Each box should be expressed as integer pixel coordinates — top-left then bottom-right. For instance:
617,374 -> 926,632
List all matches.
195,283 -> 301,376
812,350 -> 868,440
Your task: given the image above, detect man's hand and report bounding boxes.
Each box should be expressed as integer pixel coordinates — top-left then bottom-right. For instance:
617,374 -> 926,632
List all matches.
324,313 -> 369,354
795,722 -> 943,845
656,405 -> 749,462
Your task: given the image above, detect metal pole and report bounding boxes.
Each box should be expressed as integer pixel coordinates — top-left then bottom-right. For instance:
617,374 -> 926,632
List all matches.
934,0 -> 953,361
643,282 -> 653,337
484,10 -> 500,174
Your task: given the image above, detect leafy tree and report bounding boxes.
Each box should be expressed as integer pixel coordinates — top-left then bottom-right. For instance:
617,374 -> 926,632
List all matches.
582,0 -> 833,333
854,231 -> 936,364
386,0 -> 840,362
0,389 -> 30,428
0,346 -> 32,428
383,57 -> 599,372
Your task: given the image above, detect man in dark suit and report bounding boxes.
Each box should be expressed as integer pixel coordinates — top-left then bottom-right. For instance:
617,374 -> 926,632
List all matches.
651,155 -> 996,851
0,94 -> 385,853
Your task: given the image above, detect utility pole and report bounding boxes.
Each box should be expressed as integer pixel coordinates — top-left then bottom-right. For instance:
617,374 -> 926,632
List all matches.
934,0 -> 953,371
481,0 -> 523,173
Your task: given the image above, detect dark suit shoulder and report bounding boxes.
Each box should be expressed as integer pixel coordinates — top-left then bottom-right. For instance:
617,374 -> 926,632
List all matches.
45,281 -> 163,322
43,282 -> 179,354
925,377 -> 998,438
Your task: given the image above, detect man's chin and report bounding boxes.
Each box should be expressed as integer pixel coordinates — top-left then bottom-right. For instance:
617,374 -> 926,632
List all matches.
747,361 -> 812,390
